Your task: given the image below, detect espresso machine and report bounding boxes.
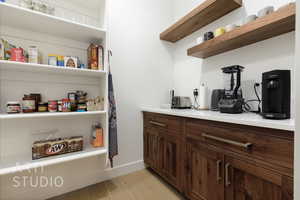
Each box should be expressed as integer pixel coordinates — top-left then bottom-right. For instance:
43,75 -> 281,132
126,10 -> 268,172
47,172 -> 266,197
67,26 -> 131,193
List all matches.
261,70 -> 291,119
218,65 -> 244,114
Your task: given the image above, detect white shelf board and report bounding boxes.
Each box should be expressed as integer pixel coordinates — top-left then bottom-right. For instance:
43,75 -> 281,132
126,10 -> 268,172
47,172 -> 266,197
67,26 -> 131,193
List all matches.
0,3 -> 106,43
0,147 -> 107,176
0,60 -> 107,77
0,111 -> 106,120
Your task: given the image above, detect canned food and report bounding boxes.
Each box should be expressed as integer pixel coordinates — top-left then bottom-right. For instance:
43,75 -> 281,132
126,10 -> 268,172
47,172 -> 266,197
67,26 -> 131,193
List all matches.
48,100 -> 58,112
62,99 -> 71,112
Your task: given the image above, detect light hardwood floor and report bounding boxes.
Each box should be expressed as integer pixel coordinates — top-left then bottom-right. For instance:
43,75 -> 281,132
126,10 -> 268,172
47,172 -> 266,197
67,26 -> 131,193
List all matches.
49,169 -> 185,200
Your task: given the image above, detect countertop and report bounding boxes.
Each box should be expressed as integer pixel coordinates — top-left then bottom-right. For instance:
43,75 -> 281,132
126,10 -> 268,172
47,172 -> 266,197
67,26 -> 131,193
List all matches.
141,107 -> 295,131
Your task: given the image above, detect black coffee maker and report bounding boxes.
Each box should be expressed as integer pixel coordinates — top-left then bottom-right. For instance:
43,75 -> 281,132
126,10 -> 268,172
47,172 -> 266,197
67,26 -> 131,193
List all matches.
261,70 -> 291,119
218,65 -> 244,114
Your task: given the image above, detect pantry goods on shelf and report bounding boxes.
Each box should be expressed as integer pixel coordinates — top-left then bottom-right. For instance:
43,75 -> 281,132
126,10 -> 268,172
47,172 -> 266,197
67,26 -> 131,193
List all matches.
6,91 -> 105,114
0,38 -> 104,71
32,122 -> 104,160
32,136 -> 84,160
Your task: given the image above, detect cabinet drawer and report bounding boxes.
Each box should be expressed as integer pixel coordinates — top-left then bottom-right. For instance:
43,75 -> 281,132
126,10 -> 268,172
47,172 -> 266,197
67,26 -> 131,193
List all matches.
186,119 -> 294,170
143,112 -> 183,136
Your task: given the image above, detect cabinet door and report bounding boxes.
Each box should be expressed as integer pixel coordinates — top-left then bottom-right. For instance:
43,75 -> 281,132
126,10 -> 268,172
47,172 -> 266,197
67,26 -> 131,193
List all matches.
159,135 -> 181,189
225,156 -> 293,200
144,129 -> 158,169
186,140 -> 224,200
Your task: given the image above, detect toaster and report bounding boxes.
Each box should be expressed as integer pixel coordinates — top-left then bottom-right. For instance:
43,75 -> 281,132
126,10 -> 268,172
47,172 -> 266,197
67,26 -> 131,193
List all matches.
171,96 -> 192,109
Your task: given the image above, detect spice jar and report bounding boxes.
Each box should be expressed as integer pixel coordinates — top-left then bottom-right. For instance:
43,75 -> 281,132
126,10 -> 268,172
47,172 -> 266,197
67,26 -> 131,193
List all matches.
58,100 -> 63,112
62,99 -> 71,112
38,102 -> 48,112
22,95 -> 36,113
91,123 -> 104,148
6,102 -> 22,114
48,100 -> 58,112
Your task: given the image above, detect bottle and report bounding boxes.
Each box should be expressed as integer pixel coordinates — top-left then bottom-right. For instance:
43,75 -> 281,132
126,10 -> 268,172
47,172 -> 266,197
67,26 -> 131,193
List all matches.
199,83 -> 209,110
91,123 -> 104,148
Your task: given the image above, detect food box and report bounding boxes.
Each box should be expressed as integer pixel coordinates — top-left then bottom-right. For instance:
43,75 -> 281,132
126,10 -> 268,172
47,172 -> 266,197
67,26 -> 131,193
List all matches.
32,136 -> 83,160
64,56 -> 78,68
11,48 -> 27,62
88,44 -> 98,70
28,46 -> 40,64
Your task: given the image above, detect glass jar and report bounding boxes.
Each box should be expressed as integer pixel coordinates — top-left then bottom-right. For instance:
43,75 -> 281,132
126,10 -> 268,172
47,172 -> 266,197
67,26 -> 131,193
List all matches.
38,102 -> 48,112
6,102 -> 21,114
62,99 -> 71,112
48,100 -> 58,112
22,95 -> 36,113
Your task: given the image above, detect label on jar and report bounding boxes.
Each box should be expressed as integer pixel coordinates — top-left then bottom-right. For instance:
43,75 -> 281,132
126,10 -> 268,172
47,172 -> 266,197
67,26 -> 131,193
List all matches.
22,100 -> 36,110
7,105 -> 21,114
48,101 -> 58,112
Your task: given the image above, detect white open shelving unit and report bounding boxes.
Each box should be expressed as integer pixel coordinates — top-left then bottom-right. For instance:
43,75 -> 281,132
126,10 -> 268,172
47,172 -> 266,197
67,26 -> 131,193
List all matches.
0,60 -> 107,78
0,146 -> 107,176
0,1 -> 108,177
0,2 -> 106,43
0,110 -> 106,120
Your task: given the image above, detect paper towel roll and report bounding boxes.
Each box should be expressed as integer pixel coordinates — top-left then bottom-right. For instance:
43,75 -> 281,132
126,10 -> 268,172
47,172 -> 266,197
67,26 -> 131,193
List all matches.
199,84 -> 209,110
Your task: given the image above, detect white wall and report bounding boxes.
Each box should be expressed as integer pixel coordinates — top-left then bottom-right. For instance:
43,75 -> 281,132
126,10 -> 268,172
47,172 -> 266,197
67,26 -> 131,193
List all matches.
170,0 -> 295,113
108,0 -> 174,166
294,1 -> 299,199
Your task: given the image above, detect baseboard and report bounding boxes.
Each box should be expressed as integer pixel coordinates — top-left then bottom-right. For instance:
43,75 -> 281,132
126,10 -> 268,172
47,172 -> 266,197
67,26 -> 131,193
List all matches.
44,160 -> 145,199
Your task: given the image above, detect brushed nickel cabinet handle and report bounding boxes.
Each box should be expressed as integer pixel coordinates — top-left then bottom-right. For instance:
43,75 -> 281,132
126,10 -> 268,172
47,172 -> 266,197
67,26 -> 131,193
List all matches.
225,163 -> 231,187
149,121 -> 167,127
202,133 -> 253,150
216,160 -> 222,182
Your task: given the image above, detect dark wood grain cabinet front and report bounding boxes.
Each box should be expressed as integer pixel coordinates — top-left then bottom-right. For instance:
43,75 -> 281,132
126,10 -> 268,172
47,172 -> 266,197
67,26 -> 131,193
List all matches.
224,155 -> 293,200
143,112 -> 184,191
143,112 -> 294,200
186,139 -> 224,200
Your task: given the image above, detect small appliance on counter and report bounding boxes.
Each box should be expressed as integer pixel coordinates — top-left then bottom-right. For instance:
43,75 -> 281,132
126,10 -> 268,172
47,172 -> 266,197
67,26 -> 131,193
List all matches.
218,65 -> 244,114
261,70 -> 291,119
210,89 -> 224,111
172,96 -> 192,109
170,90 -> 192,109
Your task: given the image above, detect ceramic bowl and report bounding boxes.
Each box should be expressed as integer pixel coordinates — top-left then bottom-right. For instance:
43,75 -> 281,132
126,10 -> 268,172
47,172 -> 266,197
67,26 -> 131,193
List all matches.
277,2 -> 295,11
196,36 -> 204,44
214,28 -> 226,37
225,24 -> 239,32
243,15 -> 257,25
257,6 -> 274,18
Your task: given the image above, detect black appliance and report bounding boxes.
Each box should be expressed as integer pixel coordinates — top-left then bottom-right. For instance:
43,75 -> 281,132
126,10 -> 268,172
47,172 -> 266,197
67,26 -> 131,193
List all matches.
218,65 -> 244,114
210,89 -> 224,111
261,70 -> 291,119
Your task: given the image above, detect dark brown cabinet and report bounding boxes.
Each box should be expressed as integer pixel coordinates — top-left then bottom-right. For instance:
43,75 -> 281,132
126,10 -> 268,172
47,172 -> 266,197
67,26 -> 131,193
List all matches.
186,139 -> 224,200
144,129 -> 159,169
143,113 -> 183,191
160,135 -> 181,188
225,155 -> 292,200
143,112 -> 294,200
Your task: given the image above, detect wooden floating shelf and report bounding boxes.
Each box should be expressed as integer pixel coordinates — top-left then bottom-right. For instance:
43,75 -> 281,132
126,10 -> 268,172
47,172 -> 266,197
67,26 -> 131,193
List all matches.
0,3 -> 106,43
160,0 -> 242,43
0,60 -> 107,77
0,146 -> 107,176
188,3 -> 296,59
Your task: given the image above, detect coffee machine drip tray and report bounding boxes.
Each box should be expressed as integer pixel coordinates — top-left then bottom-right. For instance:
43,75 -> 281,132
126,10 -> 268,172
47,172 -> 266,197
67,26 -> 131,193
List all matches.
261,113 -> 289,120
